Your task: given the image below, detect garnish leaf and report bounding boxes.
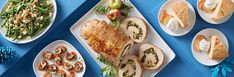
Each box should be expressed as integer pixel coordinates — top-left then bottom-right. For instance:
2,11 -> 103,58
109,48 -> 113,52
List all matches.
221,66 -> 227,77
212,65 -> 220,77
94,6 -> 110,15
222,63 -> 232,72
97,55 -> 118,77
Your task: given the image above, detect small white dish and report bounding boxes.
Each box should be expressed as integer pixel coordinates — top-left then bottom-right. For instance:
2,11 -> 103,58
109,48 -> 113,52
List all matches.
0,0 -> 57,44
197,0 -> 233,24
33,40 -> 86,77
191,28 -> 229,66
158,0 -> 196,36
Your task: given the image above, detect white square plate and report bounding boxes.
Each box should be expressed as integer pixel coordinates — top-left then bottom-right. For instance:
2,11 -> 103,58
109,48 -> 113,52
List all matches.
70,0 -> 175,76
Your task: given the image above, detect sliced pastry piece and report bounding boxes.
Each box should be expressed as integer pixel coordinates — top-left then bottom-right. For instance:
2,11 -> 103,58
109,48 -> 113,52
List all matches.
120,17 -> 148,43
208,35 -> 229,59
118,55 -> 142,77
54,46 -> 67,55
170,2 -> 189,28
43,51 -> 54,60
211,0 -> 234,21
37,59 -> 48,71
56,69 -> 67,77
139,43 -> 164,69
193,35 -> 207,51
80,19 -> 99,39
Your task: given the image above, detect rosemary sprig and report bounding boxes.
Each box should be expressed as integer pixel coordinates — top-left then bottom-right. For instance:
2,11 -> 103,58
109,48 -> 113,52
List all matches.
94,6 -> 110,15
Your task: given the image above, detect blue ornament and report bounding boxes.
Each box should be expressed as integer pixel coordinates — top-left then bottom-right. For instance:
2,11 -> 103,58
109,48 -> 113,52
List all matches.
0,46 -> 16,64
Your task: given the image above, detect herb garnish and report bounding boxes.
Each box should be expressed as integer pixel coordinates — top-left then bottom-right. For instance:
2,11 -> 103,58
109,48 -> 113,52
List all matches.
97,55 -> 118,77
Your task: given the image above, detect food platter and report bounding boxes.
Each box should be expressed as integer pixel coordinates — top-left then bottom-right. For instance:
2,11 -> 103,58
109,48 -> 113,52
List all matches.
70,0 -> 175,76
33,40 -> 86,77
0,0 -> 57,44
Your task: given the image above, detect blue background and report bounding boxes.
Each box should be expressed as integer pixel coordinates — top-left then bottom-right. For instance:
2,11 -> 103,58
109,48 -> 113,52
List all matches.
0,0 -> 233,77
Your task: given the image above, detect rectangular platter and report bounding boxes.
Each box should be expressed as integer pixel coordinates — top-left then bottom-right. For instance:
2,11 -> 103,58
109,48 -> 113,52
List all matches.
70,0 -> 176,76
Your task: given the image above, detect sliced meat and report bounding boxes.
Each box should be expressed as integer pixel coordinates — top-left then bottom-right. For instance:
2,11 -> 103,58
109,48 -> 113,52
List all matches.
80,19 -> 99,39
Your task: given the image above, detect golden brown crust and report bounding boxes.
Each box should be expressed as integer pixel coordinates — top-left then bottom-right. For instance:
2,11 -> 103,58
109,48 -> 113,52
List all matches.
212,0 -> 234,21
193,35 -> 207,51
208,35 -> 229,59
171,2 -> 189,27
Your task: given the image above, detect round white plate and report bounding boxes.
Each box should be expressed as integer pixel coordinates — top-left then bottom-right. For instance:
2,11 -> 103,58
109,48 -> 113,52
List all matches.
33,40 -> 86,77
158,0 -> 196,36
197,0 -> 233,24
0,0 -> 57,44
191,28 -> 229,66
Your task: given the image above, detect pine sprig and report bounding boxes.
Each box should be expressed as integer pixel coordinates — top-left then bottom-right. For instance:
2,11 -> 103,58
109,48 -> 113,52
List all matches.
211,57 -> 234,77
0,46 -> 16,64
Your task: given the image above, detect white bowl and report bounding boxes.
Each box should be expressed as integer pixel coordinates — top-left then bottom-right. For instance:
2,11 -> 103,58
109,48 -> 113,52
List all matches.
33,40 -> 86,77
191,28 -> 229,66
158,0 -> 196,36
0,0 -> 57,44
196,0 -> 233,24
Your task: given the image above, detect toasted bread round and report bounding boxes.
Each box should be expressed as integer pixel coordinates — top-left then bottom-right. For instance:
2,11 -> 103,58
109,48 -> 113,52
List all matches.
120,17 -> 148,43
139,43 -> 164,70
118,55 -> 142,77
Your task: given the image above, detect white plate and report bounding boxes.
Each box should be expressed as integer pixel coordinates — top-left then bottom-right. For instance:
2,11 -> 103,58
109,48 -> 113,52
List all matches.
33,40 -> 86,77
70,0 -> 175,76
0,0 -> 57,44
197,0 -> 233,24
158,0 -> 196,36
191,28 -> 229,66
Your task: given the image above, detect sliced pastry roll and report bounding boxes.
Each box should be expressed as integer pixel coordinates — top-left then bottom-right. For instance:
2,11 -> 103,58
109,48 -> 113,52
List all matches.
208,35 -> 229,60
118,55 -> 142,77
139,43 -> 164,69
120,17 -> 148,43
103,28 -> 121,53
211,0 -> 234,21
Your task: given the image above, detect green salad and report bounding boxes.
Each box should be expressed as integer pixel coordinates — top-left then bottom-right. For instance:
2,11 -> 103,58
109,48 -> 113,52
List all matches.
1,0 -> 53,40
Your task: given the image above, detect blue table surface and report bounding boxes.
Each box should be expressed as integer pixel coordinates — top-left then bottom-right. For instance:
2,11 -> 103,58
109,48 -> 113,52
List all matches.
0,0 -> 234,77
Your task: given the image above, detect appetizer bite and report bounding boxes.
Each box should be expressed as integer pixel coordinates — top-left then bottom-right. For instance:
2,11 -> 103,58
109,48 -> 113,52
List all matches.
81,19 -> 134,66
0,0 -> 54,40
199,0 -> 234,21
43,51 -> 54,60
56,69 -> 67,77
68,72 -> 76,77
159,2 -> 189,32
48,64 -> 58,72
64,62 -> 74,72
37,59 -> 48,71
55,46 -> 67,55
139,43 -> 164,69
120,17 -> 148,43
54,55 -> 63,66
74,62 -> 83,72
44,72 -> 52,77
118,55 -> 142,77
66,52 -> 77,61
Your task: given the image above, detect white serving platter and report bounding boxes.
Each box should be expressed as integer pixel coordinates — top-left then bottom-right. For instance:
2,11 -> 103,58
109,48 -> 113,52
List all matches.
70,0 -> 175,76
158,0 -> 196,36
33,40 -> 86,77
0,0 -> 57,44
196,0 -> 233,24
191,28 -> 229,66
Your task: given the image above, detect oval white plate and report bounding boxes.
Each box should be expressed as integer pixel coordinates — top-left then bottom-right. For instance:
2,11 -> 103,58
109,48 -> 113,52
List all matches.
0,0 -> 57,44
191,28 -> 229,66
196,0 -> 233,24
33,40 -> 86,77
158,0 -> 196,36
